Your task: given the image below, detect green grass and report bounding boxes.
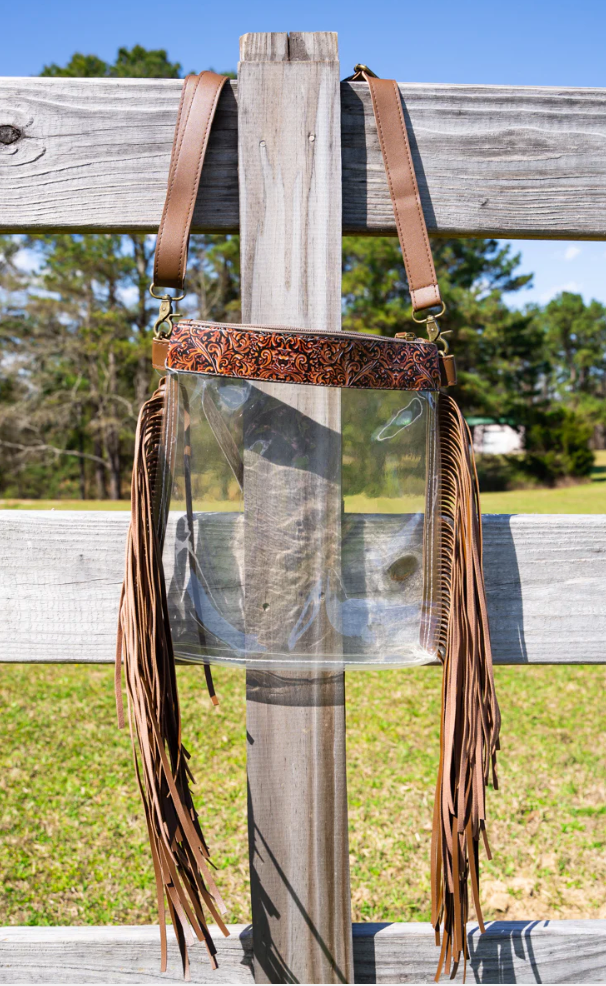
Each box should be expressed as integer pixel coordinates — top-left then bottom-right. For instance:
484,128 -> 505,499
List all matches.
481,449 -> 605,514
1,664 -> 605,926
0,452 -> 604,929
0,499 -> 132,510
2,452 -> 604,514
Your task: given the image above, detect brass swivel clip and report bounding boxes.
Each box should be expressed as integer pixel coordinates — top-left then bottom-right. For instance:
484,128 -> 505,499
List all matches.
425,316 -> 452,354
411,301 -> 451,353
150,283 -> 185,339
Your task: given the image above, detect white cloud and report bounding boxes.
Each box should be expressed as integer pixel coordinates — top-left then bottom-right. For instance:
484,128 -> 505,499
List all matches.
539,281 -> 582,304
564,245 -> 581,261
13,247 -> 41,274
117,285 -> 139,306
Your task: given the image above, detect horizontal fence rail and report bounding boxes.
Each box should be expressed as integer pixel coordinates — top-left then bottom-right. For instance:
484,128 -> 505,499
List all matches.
3,51 -> 606,986
0,511 -> 604,665
2,78 -> 606,238
2,922 -> 606,984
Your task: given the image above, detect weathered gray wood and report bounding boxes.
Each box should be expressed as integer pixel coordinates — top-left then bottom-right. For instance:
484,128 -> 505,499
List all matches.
2,921 -> 606,984
341,82 -> 606,239
238,32 -> 353,985
0,925 -> 253,984
0,512 -> 605,665
3,76 -> 606,237
0,77 -> 239,234
351,921 -> 606,984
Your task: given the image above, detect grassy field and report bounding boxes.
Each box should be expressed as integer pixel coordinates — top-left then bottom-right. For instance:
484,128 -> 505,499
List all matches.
0,454 -> 604,929
480,449 -> 605,513
1,664 -> 605,927
2,451 -> 604,514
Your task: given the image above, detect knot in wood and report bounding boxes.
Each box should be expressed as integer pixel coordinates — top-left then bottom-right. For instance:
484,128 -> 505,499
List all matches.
0,125 -> 22,145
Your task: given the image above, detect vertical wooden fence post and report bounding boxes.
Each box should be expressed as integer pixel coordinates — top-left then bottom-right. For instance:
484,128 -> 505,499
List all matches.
238,31 -> 354,985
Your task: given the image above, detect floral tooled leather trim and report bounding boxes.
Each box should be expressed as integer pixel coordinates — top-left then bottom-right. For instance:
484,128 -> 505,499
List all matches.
166,321 -> 441,391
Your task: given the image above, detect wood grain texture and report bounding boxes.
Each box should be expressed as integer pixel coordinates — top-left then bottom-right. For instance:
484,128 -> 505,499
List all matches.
2,77 -> 606,237
481,513 -> 606,665
341,82 -> 606,238
238,31 -> 354,985
351,921 -> 606,984
0,512 -> 604,666
0,925 -> 253,984
2,921 -> 606,984
0,77 -> 239,234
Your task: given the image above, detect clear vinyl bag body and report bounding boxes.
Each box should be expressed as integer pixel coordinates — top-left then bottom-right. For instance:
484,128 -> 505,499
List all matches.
158,371 -> 442,669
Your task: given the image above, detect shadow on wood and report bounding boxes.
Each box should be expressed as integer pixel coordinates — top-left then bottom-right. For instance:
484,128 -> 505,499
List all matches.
247,739 -> 350,984
3,922 -> 606,983
1,513 -> 605,665
482,515 -> 528,663
351,920 -> 606,984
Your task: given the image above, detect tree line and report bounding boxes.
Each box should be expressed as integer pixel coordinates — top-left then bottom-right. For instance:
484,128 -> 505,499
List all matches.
0,47 -> 604,499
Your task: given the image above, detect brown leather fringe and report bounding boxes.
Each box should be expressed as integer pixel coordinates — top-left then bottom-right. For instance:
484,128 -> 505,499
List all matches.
116,379 -> 228,978
432,393 -> 501,982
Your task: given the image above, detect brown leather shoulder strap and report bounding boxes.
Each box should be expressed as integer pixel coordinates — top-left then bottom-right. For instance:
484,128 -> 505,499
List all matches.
153,71 -> 228,290
353,70 -> 442,314
155,68 -> 440,315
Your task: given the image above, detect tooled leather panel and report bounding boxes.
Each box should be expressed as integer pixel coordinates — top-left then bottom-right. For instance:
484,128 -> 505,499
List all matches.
166,321 -> 441,391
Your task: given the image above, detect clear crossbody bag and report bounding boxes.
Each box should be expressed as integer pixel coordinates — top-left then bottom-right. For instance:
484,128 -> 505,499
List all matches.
158,323 -> 443,671
117,68 -> 499,979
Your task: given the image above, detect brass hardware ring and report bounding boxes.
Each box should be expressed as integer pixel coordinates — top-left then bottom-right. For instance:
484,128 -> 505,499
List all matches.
411,300 -> 446,324
149,282 -> 185,302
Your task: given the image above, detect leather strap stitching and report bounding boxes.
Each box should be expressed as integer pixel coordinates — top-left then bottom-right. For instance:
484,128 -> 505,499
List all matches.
154,72 -> 227,290
154,70 -> 440,309
366,74 -> 441,312
386,79 -> 438,308
169,74 -> 203,284
370,81 -> 419,305
177,75 -> 224,282
154,75 -> 195,285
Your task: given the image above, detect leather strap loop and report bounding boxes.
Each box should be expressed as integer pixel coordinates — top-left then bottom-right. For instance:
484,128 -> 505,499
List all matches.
154,69 -> 441,314
153,71 -> 228,290
354,70 -> 442,314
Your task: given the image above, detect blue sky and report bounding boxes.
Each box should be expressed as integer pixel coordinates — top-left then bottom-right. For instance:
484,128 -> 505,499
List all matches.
3,0 -> 605,307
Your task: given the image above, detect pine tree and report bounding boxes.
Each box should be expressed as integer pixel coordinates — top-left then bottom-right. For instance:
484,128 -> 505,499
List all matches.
0,48 -> 238,499
1,50 -> 602,497
343,235 -> 542,424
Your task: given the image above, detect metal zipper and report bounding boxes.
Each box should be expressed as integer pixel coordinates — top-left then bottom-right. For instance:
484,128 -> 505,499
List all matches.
177,318 -> 429,346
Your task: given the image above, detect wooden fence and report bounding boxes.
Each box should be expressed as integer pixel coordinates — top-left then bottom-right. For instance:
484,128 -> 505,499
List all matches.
1,29 -> 605,985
